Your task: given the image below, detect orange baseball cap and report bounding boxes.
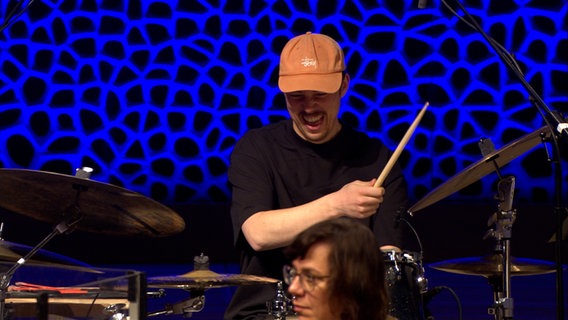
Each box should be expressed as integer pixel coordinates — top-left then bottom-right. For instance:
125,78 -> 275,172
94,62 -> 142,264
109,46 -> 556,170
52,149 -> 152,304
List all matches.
278,32 -> 345,93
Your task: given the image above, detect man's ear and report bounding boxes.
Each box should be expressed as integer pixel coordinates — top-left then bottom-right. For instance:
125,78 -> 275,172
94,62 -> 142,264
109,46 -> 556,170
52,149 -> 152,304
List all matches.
340,73 -> 350,97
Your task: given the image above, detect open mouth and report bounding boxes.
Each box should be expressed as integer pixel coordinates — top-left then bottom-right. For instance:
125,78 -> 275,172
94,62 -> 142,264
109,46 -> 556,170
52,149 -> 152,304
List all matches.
302,113 -> 323,130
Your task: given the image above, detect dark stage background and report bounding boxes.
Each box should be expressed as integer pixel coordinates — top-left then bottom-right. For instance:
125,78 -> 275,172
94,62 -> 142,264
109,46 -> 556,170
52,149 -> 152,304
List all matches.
0,0 -> 567,319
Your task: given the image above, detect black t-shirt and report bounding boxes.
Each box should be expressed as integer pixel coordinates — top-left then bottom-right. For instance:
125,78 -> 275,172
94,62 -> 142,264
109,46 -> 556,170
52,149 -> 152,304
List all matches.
224,119 -> 409,319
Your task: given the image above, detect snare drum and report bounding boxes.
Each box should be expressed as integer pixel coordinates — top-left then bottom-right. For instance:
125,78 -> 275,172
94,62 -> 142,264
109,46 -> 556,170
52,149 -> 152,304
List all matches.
383,250 -> 427,320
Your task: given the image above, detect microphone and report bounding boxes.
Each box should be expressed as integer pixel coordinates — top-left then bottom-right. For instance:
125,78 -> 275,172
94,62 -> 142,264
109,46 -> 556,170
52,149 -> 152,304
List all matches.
394,206 -> 406,228
418,0 -> 427,9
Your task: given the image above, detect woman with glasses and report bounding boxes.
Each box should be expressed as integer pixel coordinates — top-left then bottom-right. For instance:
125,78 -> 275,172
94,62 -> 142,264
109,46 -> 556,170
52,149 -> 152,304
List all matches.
283,218 -> 390,320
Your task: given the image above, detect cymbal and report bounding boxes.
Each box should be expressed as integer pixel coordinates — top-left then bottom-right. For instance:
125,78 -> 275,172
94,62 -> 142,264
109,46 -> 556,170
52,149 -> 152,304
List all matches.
0,240 -> 100,273
0,169 -> 185,237
409,126 -> 552,214
429,254 -> 556,277
147,269 -> 279,290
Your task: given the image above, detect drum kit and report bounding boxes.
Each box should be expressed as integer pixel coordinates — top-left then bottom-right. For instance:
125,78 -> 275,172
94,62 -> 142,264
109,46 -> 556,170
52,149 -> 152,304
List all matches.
0,125 -> 559,319
0,168 -> 278,319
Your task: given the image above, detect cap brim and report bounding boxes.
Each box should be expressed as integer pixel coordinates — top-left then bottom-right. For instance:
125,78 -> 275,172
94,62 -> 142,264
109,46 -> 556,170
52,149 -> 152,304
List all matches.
278,73 -> 343,94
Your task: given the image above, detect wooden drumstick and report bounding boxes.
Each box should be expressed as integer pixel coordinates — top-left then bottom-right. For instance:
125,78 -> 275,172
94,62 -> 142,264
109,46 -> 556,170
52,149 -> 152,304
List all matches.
374,102 -> 429,188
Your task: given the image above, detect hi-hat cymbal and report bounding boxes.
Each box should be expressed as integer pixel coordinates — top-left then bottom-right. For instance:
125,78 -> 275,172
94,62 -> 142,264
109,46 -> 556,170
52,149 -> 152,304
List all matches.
0,240 -> 100,273
409,126 -> 552,214
0,169 -> 185,237
147,269 -> 279,290
429,254 -> 556,277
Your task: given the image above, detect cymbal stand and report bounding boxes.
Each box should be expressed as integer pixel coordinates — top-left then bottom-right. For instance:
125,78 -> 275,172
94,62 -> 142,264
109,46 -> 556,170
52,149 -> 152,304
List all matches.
147,291 -> 206,317
0,169 -> 89,319
148,254 -> 212,317
446,0 -> 567,317
0,217 -> 82,319
267,281 -> 294,319
485,176 -> 516,320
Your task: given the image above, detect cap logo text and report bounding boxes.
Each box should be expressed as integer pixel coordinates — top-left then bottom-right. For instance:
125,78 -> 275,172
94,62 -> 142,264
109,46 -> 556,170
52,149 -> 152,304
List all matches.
300,57 -> 317,68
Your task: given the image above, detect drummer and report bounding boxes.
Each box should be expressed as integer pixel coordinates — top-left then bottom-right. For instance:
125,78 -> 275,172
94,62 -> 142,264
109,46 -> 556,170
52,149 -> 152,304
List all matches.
225,32 -> 411,319
283,218 -> 391,320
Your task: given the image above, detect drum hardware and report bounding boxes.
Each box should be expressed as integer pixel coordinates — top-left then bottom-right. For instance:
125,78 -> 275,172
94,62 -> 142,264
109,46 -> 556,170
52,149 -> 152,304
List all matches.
428,176 -> 524,320
407,128 -> 553,320
103,303 -> 128,320
0,167 -> 184,319
415,264 -> 428,295
266,281 -> 294,320
147,254 -> 208,317
440,3 -> 567,317
0,168 -> 91,317
146,254 -> 278,317
445,2 -> 568,312
147,291 -> 206,317
485,170 -> 516,319
386,209 -> 430,320
384,249 -> 428,320
395,208 -> 429,297
0,200 -> 83,319
147,269 -> 277,315
147,288 -> 166,299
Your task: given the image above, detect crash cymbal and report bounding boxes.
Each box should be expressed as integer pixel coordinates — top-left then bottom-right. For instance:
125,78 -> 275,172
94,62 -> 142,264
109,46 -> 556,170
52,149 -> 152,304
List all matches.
147,269 -> 279,290
429,254 -> 556,277
0,169 -> 185,237
0,240 -> 100,273
409,126 -> 552,214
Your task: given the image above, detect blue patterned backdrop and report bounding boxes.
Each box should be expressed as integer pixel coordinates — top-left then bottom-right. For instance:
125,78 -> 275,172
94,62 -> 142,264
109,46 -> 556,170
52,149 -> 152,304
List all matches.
0,0 -> 566,208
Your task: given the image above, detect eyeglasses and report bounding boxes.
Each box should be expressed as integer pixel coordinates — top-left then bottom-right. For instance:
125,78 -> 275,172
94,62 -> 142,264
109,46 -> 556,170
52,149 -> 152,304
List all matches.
282,265 -> 330,292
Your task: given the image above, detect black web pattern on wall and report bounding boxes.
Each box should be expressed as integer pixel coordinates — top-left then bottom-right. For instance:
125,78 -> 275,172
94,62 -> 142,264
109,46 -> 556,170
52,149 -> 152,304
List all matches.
0,0 -> 566,205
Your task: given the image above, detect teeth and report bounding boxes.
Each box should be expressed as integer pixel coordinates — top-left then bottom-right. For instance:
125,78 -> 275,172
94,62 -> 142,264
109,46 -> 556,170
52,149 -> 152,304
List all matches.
303,114 -> 322,123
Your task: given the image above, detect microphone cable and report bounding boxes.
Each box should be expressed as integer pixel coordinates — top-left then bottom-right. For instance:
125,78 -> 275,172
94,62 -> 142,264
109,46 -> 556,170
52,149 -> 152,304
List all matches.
423,285 -> 463,320
398,209 -> 463,320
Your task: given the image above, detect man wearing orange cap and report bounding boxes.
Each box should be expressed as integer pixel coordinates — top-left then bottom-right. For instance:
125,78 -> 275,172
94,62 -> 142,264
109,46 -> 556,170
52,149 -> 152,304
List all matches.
225,32 -> 410,319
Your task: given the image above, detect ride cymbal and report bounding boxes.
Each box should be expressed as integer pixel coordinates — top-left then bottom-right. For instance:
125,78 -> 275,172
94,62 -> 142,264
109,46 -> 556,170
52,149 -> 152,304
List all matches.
0,169 -> 185,237
147,269 -> 279,290
409,126 -> 552,214
429,254 -> 556,277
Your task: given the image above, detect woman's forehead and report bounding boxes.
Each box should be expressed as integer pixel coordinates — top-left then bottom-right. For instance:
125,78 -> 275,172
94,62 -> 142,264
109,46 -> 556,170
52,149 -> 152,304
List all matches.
293,242 -> 332,271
